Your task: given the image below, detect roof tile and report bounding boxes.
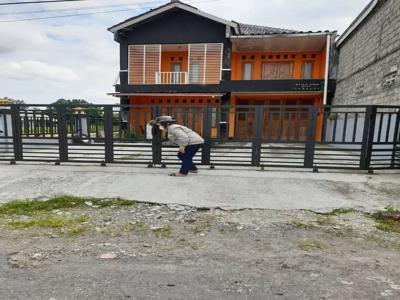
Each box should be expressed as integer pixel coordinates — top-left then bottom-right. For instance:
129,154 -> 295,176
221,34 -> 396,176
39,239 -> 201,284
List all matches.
235,22 -> 299,35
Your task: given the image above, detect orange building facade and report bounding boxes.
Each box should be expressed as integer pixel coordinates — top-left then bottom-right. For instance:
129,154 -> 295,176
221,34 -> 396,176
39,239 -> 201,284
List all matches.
109,1 -> 336,140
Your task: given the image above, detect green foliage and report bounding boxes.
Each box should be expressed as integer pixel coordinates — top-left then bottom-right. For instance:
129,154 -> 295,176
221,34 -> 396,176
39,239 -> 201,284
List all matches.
298,240 -> 325,251
49,99 -> 103,119
8,215 -> 88,229
371,208 -> 400,234
384,205 -> 397,213
152,226 -> 172,238
0,196 -> 136,216
324,208 -> 356,216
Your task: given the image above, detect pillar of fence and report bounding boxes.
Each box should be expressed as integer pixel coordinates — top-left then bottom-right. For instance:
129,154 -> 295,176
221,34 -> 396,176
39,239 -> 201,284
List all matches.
151,106 -> 162,166
10,105 -> 23,161
360,106 -> 377,170
104,106 -> 114,164
304,106 -> 318,169
391,109 -> 400,168
56,105 -> 68,162
201,106 -> 212,165
251,106 -> 263,166
0,106 -> 14,156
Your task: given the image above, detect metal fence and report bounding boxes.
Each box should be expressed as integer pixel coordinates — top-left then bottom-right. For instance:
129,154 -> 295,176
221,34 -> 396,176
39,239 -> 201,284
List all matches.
0,104 -> 399,171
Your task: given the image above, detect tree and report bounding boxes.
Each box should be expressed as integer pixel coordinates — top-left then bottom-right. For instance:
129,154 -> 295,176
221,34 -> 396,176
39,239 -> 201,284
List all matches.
1,97 -> 26,105
49,99 -> 103,119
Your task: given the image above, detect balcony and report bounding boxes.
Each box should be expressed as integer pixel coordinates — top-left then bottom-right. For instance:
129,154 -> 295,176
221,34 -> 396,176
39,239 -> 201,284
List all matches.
125,43 -> 223,86
155,72 -> 188,84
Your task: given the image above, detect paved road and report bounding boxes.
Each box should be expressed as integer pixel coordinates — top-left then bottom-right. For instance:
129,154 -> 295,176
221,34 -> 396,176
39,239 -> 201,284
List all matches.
0,163 -> 399,212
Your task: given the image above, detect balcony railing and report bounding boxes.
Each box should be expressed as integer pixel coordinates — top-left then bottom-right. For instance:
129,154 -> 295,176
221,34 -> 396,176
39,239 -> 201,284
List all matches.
155,72 -> 188,85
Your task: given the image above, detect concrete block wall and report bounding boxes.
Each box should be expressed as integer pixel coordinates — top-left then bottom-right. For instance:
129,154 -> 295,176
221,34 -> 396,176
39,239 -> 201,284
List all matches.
334,0 -> 400,106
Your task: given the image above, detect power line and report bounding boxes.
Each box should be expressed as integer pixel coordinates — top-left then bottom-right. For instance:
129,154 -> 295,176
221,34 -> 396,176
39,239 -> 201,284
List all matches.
0,0 -> 221,22
0,1 -> 160,15
0,7 -> 134,21
0,0 -> 86,5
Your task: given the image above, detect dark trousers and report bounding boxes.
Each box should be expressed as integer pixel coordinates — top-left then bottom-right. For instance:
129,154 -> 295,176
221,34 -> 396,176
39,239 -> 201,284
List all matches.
177,144 -> 202,175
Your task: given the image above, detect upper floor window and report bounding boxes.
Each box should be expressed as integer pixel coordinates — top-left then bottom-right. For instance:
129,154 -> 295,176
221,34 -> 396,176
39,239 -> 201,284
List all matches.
261,62 -> 293,80
302,61 -> 314,80
242,63 -> 253,80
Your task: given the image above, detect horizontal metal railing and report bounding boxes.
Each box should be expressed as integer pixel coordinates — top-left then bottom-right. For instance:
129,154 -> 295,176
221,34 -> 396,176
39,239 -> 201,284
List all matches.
0,104 -> 399,171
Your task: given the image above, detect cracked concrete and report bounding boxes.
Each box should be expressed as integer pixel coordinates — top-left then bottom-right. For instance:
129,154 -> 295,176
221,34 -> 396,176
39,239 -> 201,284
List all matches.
0,162 -> 399,212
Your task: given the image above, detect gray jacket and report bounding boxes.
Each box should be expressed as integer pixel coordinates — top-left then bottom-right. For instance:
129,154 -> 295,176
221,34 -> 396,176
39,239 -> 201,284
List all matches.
164,124 -> 204,147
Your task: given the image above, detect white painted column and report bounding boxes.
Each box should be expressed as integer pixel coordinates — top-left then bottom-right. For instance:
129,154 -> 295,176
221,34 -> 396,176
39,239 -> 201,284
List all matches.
323,34 -> 331,105
0,110 -> 13,153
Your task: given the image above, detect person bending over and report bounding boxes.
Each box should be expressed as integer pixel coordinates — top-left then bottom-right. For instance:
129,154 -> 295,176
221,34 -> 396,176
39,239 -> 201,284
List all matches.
150,116 -> 204,177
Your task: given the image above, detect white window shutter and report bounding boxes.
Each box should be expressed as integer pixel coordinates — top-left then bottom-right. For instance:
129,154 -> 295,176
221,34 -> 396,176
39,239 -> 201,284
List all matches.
205,43 -> 223,84
128,44 -> 161,85
144,45 -> 161,84
189,43 -> 223,84
128,45 -> 144,84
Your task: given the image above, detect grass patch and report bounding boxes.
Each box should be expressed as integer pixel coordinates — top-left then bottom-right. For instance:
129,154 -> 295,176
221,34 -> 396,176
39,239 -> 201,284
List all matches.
120,222 -> 148,233
65,225 -> 88,237
298,240 -> 325,251
324,208 -> 356,216
0,196 -> 136,216
289,220 -> 315,230
315,216 -> 337,226
384,205 -> 397,214
103,222 -> 149,237
370,207 -> 400,234
152,226 -> 172,238
376,222 -> 400,234
8,215 -> 89,229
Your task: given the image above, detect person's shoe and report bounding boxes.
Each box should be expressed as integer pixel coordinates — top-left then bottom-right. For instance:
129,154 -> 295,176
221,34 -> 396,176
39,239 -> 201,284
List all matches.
190,169 -> 198,173
169,173 -> 187,177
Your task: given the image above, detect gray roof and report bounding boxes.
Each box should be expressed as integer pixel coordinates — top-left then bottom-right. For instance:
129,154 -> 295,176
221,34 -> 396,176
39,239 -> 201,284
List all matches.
108,1 -> 332,35
234,22 -> 331,36
235,23 -> 299,35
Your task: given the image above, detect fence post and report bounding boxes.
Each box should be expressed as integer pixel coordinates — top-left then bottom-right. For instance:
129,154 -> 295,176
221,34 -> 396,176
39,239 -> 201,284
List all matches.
251,106 -> 263,166
201,106 -> 212,165
151,106 -> 162,166
56,105 -> 68,162
391,109 -> 400,168
104,106 -> 114,164
304,106 -> 318,168
10,105 -> 23,161
360,106 -> 377,170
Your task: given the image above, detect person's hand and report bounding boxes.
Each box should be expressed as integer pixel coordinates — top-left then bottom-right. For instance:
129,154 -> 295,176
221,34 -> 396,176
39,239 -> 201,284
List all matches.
179,146 -> 185,153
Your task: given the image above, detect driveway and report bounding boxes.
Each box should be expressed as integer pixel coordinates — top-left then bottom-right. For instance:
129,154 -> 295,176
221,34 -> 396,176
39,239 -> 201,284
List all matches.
0,162 -> 399,212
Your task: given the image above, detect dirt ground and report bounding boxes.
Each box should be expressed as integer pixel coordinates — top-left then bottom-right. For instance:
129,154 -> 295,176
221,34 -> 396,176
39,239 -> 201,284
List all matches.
0,199 -> 400,300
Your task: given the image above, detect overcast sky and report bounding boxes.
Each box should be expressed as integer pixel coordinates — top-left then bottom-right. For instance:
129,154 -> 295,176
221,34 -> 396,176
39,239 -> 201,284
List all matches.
0,0 -> 370,104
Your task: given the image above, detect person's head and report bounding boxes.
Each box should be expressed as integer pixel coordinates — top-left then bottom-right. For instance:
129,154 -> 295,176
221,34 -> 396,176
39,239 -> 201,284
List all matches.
150,115 -> 176,131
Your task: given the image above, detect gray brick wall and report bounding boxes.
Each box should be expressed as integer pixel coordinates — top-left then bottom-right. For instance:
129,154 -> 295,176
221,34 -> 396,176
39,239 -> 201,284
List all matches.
334,0 -> 400,106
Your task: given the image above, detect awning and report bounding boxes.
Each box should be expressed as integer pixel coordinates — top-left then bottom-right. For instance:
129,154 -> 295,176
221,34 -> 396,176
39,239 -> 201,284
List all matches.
231,33 -> 328,52
108,93 -> 226,98
231,91 -> 323,97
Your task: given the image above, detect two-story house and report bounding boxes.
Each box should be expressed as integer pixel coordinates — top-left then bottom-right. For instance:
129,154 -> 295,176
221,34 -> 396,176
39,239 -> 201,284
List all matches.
108,0 -> 336,140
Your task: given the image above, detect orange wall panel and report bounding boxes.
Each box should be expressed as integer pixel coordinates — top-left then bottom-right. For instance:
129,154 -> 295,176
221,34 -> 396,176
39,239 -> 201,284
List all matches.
160,52 -> 188,73
231,50 -> 326,81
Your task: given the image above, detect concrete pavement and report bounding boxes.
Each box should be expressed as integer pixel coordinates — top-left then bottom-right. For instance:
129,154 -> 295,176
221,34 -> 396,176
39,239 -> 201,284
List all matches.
0,162 -> 399,212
